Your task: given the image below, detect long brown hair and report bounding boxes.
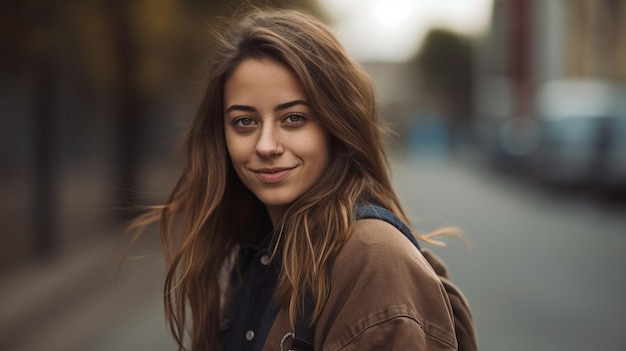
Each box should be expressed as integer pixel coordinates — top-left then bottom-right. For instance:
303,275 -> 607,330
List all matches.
128,8 -> 442,350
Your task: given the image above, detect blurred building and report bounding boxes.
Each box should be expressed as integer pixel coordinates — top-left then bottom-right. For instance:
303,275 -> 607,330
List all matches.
473,0 -> 626,190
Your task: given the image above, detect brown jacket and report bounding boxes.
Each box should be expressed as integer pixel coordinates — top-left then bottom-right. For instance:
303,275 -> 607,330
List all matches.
262,219 -> 459,351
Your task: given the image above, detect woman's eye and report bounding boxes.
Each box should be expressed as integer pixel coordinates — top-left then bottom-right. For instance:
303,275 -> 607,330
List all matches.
284,114 -> 306,124
234,117 -> 256,127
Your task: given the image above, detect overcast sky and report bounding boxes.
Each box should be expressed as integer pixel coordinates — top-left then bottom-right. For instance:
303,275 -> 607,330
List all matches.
317,0 -> 494,62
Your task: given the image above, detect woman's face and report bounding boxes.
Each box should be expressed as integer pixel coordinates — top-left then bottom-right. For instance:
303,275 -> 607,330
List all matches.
223,57 -> 331,221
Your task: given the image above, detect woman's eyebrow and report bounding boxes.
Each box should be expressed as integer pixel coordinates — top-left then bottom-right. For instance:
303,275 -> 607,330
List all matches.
225,100 -> 310,114
275,100 -> 310,111
225,105 -> 256,113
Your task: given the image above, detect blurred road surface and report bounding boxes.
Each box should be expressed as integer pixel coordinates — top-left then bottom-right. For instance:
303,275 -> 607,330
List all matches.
3,155 -> 625,351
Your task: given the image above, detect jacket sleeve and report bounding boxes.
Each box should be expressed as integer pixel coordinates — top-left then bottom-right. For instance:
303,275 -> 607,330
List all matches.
314,219 -> 458,351
422,249 -> 477,351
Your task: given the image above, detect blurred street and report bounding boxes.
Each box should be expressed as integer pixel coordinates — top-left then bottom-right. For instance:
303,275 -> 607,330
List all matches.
0,225 -> 176,351
2,154 -> 625,351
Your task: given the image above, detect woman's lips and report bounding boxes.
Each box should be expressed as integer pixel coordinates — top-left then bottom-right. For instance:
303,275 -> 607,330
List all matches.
253,167 -> 294,184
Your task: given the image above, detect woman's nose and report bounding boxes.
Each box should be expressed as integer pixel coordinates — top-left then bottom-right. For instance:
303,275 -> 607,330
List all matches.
255,125 -> 283,158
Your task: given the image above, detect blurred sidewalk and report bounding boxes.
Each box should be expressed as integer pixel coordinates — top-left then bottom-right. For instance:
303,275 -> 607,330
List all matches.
0,232 -> 174,351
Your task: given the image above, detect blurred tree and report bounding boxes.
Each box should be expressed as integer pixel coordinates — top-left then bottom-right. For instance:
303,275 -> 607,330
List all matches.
414,28 -> 475,125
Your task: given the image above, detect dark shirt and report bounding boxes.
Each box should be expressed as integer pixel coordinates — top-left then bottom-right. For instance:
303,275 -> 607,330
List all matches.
222,221 -> 279,351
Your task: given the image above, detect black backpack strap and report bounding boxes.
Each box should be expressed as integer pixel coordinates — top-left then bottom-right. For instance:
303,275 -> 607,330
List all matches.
293,293 -> 315,351
292,329 -> 314,351
355,203 -> 421,251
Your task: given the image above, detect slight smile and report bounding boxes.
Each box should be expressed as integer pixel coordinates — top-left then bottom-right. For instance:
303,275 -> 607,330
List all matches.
252,166 -> 297,184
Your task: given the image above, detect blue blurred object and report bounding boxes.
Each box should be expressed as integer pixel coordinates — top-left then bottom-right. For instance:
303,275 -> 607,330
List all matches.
407,113 -> 451,161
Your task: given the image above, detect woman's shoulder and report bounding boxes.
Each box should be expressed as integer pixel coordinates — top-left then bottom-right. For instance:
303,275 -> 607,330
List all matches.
337,218 -> 434,276
332,218 -> 445,299
316,218 -> 457,350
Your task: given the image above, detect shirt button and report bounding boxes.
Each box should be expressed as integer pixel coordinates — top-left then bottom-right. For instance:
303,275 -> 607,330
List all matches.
245,330 -> 255,341
260,255 -> 270,265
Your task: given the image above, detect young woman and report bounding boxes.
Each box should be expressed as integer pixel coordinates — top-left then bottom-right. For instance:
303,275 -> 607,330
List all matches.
130,8 -> 475,351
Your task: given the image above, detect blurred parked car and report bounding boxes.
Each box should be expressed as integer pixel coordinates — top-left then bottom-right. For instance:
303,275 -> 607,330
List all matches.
471,78 -> 626,193
528,79 -> 626,190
